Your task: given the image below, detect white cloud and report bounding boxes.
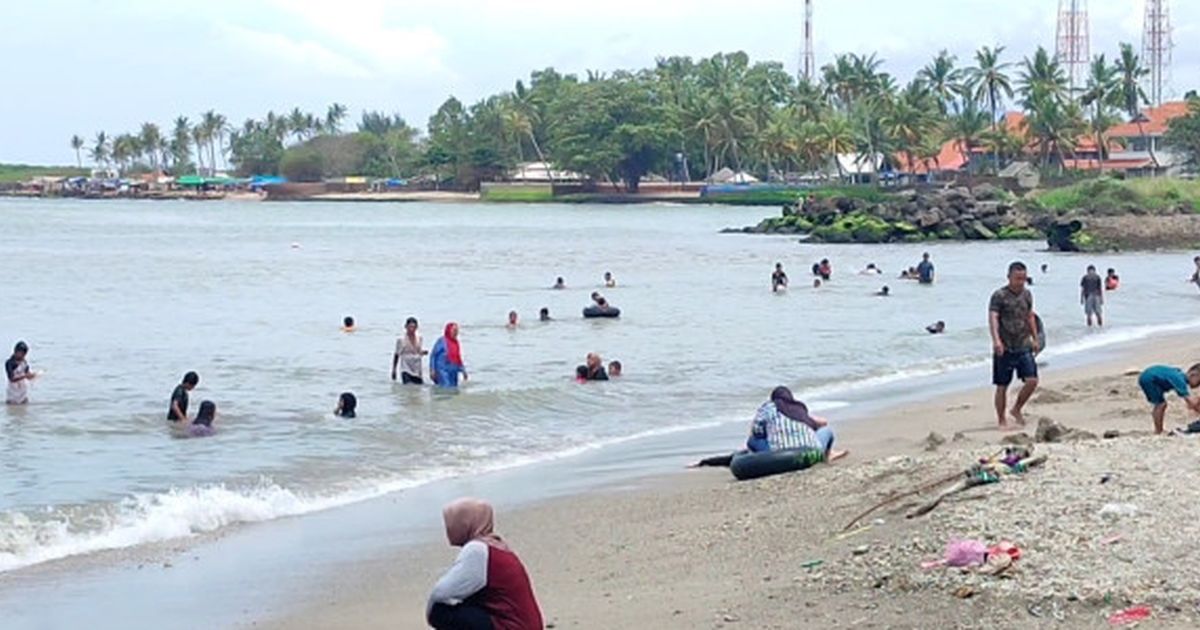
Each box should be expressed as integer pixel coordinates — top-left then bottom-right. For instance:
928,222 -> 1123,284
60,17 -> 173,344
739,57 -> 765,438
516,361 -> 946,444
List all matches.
220,24 -> 373,79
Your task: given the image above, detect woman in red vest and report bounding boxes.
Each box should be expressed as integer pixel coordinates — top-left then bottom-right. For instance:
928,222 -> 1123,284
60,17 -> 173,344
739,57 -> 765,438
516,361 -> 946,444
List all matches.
427,498 -> 543,630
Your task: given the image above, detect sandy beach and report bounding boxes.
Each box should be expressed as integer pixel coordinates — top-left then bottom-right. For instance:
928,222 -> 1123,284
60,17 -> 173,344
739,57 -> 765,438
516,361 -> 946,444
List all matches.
262,335 -> 1200,630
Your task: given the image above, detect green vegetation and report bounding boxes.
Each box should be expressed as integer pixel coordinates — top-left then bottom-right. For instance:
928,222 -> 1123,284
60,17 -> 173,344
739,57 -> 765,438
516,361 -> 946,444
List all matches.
62,38 -> 1185,193
704,185 -> 895,206
480,185 -> 554,202
0,164 -> 87,184
1033,177 -> 1200,215
1165,98 -> 1200,171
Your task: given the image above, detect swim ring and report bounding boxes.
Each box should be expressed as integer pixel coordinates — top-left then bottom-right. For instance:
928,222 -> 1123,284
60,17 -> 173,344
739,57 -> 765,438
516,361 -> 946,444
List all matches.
729,447 -> 824,481
582,306 -> 621,319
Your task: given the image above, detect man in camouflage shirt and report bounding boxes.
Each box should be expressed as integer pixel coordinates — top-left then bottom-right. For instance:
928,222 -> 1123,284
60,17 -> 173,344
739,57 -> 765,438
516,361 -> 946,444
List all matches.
988,261 -> 1040,429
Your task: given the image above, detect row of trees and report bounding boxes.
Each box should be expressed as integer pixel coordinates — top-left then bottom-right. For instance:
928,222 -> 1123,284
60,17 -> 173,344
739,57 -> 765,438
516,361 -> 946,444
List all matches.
72,43 -> 1174,189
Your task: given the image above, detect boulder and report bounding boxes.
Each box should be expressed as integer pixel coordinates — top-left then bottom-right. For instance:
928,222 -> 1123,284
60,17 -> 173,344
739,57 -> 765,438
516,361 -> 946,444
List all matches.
965,221 -> 997,240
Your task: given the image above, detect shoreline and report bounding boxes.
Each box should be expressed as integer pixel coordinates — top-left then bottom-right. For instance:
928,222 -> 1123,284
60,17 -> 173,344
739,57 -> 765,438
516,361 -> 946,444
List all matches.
260,333 -> 1200,629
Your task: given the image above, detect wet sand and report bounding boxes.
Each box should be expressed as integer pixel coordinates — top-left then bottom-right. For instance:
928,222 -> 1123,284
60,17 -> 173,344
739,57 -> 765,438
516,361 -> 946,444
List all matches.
263,335 -> 1200,629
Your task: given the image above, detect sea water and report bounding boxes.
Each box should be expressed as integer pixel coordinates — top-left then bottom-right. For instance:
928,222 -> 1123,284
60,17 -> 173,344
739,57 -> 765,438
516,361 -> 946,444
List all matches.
0,197 -> 1196,573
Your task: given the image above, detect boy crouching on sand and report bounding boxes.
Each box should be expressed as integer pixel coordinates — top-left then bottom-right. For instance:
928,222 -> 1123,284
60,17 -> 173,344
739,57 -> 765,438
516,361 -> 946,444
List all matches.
1138,364 -> 1200,434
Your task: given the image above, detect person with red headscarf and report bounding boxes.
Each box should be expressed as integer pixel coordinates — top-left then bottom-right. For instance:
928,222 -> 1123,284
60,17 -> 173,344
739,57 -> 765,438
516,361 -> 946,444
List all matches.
430,322 -> 467,388
427,498 -> 543,630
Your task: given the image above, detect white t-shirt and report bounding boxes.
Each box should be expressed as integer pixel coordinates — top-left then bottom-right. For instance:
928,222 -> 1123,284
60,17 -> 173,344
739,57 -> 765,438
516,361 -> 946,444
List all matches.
396,334 -> 424,378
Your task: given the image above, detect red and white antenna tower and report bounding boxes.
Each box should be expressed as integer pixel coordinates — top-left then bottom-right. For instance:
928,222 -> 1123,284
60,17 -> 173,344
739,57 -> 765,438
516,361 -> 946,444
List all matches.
802,0 -> 815,82
1142,0 -> 1172,106
1055,0 -> 1090,95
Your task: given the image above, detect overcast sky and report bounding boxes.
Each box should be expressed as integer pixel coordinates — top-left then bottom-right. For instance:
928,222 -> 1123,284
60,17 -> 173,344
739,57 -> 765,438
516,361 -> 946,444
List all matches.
2,0 -> 1196,164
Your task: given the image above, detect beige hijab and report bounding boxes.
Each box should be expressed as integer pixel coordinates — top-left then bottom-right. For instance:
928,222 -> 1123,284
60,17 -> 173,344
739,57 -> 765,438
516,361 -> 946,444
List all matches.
442,498 -> 509,551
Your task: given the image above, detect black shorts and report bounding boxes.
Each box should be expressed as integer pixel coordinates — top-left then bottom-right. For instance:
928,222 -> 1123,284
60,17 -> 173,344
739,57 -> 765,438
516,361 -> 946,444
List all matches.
401,373 -> 424,385
993,350 -> 1037,387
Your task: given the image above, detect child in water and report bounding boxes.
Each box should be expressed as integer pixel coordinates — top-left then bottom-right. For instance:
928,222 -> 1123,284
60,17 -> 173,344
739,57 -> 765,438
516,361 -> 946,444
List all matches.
575,366 -> 589,383
342,316 -> 357,332
335,392 -> 357,418
189,401 -> 218,437
608,361 -> 622,377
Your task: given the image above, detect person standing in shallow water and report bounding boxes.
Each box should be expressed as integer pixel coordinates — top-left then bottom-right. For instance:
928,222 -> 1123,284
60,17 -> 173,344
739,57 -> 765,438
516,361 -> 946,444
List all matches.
771,262 -> 789,292
393,317 -> 427,385
168,371 -> 200,422
1080,265 -> 1105,328
5,341 -> 36,405
917,252 -> 935,285
989,262 -> 1040,429
430,323 -> 467,388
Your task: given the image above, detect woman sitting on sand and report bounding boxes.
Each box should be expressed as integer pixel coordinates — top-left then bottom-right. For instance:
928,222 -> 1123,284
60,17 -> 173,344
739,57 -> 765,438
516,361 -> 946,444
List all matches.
747,387 -> 847,460
427,498 -> 543,630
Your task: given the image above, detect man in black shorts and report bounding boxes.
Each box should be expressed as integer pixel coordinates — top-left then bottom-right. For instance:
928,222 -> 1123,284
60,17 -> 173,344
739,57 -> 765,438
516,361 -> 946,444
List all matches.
989,261 -> 1040,429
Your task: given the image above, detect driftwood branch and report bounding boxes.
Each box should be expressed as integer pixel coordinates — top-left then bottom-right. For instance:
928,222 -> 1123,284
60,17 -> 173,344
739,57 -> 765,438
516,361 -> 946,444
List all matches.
842,469 -> 964,532
907,454 -> 1048,519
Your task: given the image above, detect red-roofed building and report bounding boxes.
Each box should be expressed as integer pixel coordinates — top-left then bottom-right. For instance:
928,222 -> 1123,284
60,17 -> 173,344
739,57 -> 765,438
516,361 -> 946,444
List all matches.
1102,101 -> 1191,177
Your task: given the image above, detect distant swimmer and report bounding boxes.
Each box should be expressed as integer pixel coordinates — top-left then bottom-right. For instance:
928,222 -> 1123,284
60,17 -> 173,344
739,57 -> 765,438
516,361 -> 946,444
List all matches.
1041,263 -> 1049,274
816,259 -> 832,281
590,292 -> 611,309
1106,268 -> 1120,291
1191,257 -> 1200,290
926,321 -> 946,335
168,371 -> 200,422
608,360 -> 622,377
552,277 -> 566,290
812,278 -> 822,288
574,365 -> 589,383
604,271 -> 616,288
900,267 -> 918,280
917,252 -> 935,284
507,310 -> 519,329
877,285 -> 890,297
430,323 -> 467,388
771,262 -> 789,293
5,341 -> 37,405
188,401 -> 217,437
584,353 -> 609,381
393,317 -> 427,385
539,307 -> 552,322
335,392 -> 357,418
342,316 -> 357,333
1080,265 -> 1105,328
860,263 -> 882,275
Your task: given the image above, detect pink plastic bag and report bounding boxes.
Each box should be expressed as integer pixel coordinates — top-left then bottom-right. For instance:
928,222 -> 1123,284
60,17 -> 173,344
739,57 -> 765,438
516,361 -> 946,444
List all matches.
1108,606 -> 1151,625
943,539 -> 988,567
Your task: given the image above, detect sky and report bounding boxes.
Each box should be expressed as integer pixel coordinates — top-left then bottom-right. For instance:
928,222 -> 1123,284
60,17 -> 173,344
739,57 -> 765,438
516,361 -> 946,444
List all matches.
2,0 -> 1197,165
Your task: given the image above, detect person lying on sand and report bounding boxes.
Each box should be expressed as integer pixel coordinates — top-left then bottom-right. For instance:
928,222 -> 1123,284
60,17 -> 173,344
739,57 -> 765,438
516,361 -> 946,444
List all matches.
1138,364 -> 1200,435
427,498 -> 543,630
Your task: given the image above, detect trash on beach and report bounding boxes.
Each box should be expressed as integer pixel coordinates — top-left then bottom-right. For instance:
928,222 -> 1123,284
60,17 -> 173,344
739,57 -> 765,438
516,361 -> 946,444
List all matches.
908,447 -> 1048,518
953,585 -> 977,599
1099,503 -> 1139,519
1100,473 -> 1115,484
1099,534 -> 1123,546
799,559 -> 824,570
943,539 -> 988,567
1107,605 -> 1152,625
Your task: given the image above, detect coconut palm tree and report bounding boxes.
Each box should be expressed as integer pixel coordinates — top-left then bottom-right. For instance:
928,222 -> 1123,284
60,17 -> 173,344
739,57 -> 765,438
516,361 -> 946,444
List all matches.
918,50 -> 965,114
70,135 -> 84,168
171,116 -> 192,173
1113,43 -> 1150,119
90,132 -> 110,170
949,103 -> 990,173
1023,91 -> 1086,172
325,103 -> 348,134
139,123 -> 163,171
1079,55 -> 1119,170
1018,47 -> 1069,106
192,124 -> 208,175
967,46 -> 1014,173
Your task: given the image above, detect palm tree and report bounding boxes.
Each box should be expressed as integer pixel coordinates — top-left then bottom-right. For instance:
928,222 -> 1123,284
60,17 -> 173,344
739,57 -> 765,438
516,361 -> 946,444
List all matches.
1018,47 -> 1069,106
949,103 -> 990,174
1079,55 -> 1119,171
1023,91 -> 1086,172
200,110 -> 225,173
1113,43 -> 1150,118
90,132 -> 110,170
967,46 -> 1014,173
139,123 -> 163,171
817,115 -> 856,180
882,87 -> 934,179
325,103 -> 348,134
192,124 -> 208,175
918,50 -> 964,115
70,135 -> 84,169
171,116 -> 192,173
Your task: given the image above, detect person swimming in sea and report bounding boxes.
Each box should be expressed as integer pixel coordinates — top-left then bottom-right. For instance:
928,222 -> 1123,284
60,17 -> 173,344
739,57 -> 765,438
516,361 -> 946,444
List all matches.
552,277 -> 566,290
574,365 -> 589,383
342,316 -> 356,333
860,263 -> 882,275
590,292 -> 611,310
335,392 -> 357,418
188,401 -> 218,437
506,310 -> 519,329
926,321 -> 946,334
608,360 -> 622,377
584,353 -> 608,381
877,286 -> 890,297
812,278 -> 822,289
1106,268 -> 1120,291
604,271 -> 616,288
811,259 -> 831,281
539,307 -> 551,322
771,262 -> 789,293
